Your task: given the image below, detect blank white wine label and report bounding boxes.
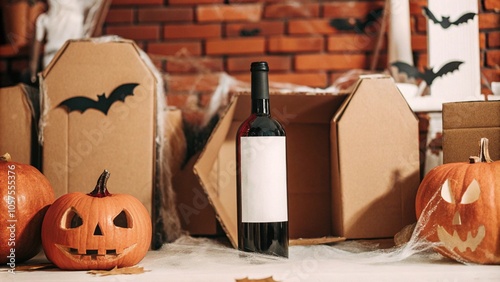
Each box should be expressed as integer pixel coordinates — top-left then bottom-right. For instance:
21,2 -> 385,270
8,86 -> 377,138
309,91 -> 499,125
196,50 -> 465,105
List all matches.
241,136 -> 288,222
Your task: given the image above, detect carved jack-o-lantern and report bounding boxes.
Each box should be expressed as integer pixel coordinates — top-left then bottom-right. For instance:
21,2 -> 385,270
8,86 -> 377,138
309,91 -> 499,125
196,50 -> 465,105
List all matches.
41,170 -> 151,270
416,138 -> 500,264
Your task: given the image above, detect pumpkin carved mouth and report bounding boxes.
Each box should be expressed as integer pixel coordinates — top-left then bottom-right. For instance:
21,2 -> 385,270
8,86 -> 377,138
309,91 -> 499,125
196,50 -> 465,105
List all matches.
56,243 -> 137,261
437,225 -> 485,253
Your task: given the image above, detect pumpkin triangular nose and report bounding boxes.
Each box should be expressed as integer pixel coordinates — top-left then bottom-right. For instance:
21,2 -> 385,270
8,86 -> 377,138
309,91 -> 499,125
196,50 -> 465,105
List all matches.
94,224 -> 103,236
452,211 -> 461,225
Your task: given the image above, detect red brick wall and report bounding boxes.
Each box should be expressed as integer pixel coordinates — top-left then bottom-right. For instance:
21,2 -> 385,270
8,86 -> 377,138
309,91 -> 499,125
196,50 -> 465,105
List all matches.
1,0 -> 499,102
102,0 -> 499,102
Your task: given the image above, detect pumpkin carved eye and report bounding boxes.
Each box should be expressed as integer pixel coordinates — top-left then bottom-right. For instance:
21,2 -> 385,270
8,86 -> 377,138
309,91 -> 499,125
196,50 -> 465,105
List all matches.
113,210 -> 132,229
62,208 -> 83,229
460,179 -> 480,204
441,179 -> 455,204
440,179 -> 481,204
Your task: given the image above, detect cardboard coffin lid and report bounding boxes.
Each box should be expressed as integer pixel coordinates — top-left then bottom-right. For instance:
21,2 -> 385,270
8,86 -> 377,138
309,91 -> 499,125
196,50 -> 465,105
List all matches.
40,38 -> 157,214
331,75 -> 420,238
0,84 -> 33,165
443,101 -> 500,163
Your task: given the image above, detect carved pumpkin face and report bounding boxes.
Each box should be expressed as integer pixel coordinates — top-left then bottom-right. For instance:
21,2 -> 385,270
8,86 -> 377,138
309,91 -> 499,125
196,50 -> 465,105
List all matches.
416,138 -> 500,264
41,170 -> 151,270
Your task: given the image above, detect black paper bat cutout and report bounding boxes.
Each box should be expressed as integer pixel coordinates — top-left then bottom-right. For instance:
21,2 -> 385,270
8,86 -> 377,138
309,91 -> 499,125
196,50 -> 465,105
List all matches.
58,83 -> 139,115
329,8 -> 383,34
391,61 -> 464,86
423,7 -> 476,29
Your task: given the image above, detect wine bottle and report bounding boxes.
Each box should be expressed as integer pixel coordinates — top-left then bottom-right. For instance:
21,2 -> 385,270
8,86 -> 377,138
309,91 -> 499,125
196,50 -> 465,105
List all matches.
236,61 -> 289,258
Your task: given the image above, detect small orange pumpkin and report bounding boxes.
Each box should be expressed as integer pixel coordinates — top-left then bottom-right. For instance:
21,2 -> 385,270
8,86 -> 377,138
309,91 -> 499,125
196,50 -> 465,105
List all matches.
416,138 -> 500,264
41,170 -> 151,270
0,153 -> 55,264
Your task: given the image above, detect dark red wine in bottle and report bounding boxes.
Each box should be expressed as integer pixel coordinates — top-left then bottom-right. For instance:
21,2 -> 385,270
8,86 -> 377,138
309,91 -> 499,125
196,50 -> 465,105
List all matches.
236,61 -> 288,258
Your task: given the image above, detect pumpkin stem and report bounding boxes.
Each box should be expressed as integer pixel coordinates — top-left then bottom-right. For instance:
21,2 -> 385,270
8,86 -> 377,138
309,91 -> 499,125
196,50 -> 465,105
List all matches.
88,170 -> 111,197
469,138 -> 493,164
0,153 -> 12,162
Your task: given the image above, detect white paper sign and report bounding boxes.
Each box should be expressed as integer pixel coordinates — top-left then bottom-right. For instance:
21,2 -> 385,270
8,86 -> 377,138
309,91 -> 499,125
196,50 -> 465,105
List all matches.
428,0 -> 480,101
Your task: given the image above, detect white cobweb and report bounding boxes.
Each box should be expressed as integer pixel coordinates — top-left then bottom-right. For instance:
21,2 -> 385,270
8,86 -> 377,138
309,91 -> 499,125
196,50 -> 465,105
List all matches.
137,188 -> 487,282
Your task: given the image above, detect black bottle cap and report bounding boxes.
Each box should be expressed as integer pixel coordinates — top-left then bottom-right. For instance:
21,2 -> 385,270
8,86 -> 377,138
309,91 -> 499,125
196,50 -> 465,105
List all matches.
251,61 -> 269,72
251,61 -> 269,100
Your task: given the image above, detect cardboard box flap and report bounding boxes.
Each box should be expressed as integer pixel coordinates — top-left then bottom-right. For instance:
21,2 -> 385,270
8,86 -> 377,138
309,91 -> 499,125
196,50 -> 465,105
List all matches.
194,95 -> 240,247
443,101 -> 500,163
232,92 -> 349,124
443,101 -> 500,129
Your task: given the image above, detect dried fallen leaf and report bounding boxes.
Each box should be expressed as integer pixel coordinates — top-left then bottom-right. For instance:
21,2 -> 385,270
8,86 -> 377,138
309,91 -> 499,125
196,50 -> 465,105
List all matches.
236,276 -> 278,282
87,266 -> 150,276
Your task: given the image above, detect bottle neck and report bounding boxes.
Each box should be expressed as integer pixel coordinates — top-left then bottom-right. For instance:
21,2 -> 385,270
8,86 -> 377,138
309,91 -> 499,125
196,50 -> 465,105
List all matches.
251,63 -> 270,115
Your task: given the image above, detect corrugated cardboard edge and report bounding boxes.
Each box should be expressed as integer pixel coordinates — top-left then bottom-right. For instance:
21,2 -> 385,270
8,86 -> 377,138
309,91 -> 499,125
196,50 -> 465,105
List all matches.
37,36 -> 184,247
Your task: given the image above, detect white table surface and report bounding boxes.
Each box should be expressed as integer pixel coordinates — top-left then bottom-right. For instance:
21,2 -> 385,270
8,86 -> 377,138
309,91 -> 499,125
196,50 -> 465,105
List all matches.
1,236 -> 499,282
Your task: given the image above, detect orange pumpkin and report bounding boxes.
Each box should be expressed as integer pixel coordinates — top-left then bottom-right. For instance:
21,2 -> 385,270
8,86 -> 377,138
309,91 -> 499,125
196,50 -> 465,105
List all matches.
0,153 -> 55,264
416,138 -> 500,264
41,170 -> 151,270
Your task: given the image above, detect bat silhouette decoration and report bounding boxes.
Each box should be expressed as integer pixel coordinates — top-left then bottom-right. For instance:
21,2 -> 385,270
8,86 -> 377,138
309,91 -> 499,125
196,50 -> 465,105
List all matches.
423,7 -> 476,29
58,83 -> 139,115
329,8 -> 383,34
391,61 -> 464,86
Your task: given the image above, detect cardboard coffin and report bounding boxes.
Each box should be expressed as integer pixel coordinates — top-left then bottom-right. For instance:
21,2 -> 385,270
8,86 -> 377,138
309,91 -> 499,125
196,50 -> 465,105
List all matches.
193,75 -> 420,247
39,39 -> 157,216
443,101 -> 500,163
0,84 -> 37,166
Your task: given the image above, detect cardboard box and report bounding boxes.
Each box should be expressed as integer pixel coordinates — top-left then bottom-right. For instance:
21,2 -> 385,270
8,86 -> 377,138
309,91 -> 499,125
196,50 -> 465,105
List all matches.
443,101 -> 500,163
193,75 -> 420,247
0,84 -> 38,166
39,39 -> 157,217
